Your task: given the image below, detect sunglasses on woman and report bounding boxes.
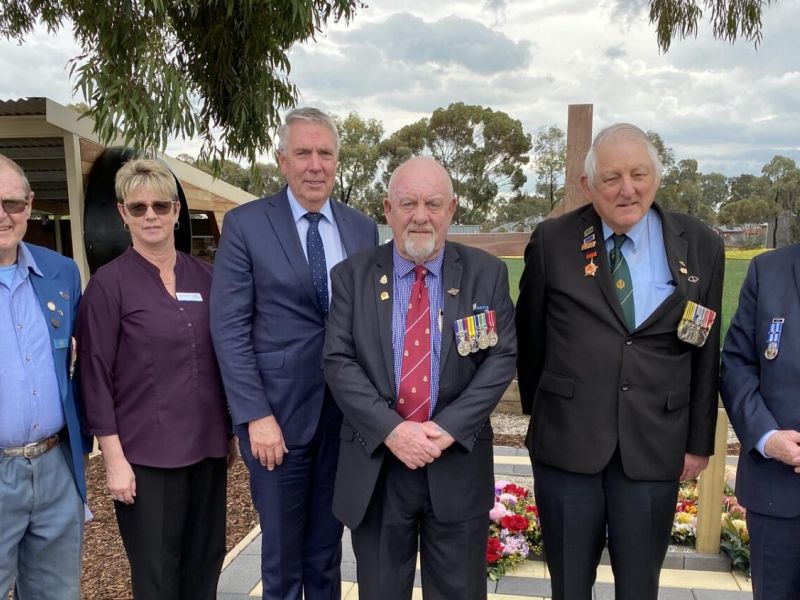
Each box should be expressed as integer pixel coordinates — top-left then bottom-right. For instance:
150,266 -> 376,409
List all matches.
1,198 -> 29,214
123,200 -> 176,217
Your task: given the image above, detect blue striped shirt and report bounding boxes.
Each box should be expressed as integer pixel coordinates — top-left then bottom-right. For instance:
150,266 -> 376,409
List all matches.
0,242 -> 64,447
392,245 -> 444,418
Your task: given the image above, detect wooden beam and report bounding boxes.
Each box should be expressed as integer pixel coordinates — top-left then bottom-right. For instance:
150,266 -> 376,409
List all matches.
695,406 -> 729,554
550,104 -> 593,218
62,132 -> 90,286
0,116 -> 62,137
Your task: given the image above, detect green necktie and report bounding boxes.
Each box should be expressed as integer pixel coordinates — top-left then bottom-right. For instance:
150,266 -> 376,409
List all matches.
610,234 -> 635,330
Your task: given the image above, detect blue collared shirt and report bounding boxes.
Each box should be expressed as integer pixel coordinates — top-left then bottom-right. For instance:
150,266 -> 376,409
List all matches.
286,187 -> 346,309
392,245 -> 444,419
602,209 -> 675,328
0,242 -> 64,447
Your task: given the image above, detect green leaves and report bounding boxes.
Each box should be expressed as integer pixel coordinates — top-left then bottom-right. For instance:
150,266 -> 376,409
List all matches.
648,0 -> 773,52
0,0 -> 362,172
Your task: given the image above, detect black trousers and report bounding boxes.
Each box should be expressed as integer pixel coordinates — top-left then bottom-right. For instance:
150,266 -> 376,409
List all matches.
747,509 -> 800,600
351,454 -> 489,600
533,449 -> 679,600
114,457 -> 227,600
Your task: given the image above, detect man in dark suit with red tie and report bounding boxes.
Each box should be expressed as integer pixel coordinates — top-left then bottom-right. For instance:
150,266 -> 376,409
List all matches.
515,123 -> 724,600
323,157 -> 516,600
210,108 -> 378,600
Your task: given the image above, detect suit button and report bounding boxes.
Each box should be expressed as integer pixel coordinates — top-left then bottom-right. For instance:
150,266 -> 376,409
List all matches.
620,382 -> 630,391
625,339 -> 633,346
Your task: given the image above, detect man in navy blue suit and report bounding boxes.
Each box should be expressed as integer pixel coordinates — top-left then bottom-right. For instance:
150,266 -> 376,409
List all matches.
211,107 -> 378,600
0,154 -> 91,599
722,245 -> 800,599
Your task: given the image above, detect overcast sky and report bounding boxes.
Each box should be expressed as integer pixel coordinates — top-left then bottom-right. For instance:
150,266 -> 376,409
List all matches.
1,0 -> 798,180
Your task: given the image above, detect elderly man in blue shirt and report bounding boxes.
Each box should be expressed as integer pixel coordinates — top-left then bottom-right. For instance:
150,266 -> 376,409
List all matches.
0,154 -> 90,599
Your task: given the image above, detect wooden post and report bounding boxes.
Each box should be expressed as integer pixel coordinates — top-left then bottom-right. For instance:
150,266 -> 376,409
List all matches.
695,406 -> 729,554
549,104 -> 593,218
62,132 -> 90,287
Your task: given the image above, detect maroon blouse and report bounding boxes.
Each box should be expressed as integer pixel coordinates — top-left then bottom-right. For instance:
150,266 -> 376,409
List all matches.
77,248 -> 229,468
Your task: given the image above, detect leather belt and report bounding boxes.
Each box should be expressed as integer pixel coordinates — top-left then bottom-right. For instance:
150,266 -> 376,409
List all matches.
1,433 -> 60,458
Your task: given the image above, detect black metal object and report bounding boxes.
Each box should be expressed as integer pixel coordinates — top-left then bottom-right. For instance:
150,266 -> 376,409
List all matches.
83,147 -> 192,273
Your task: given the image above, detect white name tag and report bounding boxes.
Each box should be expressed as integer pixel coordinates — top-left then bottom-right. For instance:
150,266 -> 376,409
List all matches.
176,292 -> 203,302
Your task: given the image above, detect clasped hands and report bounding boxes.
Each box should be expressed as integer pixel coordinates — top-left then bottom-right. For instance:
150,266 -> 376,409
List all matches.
384,420 -> 455,470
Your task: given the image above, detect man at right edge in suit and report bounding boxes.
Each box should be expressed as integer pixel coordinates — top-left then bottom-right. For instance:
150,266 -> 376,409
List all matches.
721,245 -> 800,599
515,123 -> 724,600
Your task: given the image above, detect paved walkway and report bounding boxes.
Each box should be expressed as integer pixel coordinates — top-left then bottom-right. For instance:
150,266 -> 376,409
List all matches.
217,448 -> 751,600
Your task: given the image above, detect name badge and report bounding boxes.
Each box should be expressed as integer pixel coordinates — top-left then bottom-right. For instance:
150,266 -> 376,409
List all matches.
176,292 -> 203,302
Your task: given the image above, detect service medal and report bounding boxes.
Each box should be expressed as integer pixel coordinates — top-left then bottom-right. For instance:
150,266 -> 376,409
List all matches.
486,310 -> 499,346
764,318 -> 784,360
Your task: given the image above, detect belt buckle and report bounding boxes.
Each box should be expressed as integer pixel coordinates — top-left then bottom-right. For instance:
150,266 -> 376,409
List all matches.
22,441 -> 40,459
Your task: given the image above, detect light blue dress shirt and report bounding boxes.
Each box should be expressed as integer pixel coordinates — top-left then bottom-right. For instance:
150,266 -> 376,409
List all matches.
602,209 -> 675,328
0,243 -> 65,447
286,188 -> 346,308
392,245 -> 444,418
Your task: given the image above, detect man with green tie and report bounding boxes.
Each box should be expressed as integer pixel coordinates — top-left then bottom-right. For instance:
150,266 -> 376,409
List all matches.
515,123 -> 724,600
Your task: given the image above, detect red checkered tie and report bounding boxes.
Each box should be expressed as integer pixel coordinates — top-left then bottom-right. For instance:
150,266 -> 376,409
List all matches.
398,265 -> 431,422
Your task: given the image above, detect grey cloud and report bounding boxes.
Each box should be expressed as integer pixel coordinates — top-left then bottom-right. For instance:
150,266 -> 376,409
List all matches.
334,12 -> 532,75
604,45 -> 626,58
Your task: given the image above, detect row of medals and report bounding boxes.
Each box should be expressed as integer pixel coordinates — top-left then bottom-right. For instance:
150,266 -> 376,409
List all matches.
456,323 -> 498,356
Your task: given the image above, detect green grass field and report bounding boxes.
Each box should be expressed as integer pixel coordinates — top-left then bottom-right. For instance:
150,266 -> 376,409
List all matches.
503,257 -> 752,342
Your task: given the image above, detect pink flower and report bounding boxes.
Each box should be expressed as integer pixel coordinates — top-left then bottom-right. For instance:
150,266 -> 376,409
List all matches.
489,501 -> 509,521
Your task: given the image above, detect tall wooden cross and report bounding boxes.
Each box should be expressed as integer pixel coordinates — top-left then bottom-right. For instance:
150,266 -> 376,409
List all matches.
548,103 -> 593,219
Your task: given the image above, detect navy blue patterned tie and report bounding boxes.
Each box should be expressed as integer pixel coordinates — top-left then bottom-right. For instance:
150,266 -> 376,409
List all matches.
304,212 -> 328,315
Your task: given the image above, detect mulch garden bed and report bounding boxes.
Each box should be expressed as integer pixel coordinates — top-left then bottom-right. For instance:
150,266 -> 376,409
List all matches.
80,454 -> 258,600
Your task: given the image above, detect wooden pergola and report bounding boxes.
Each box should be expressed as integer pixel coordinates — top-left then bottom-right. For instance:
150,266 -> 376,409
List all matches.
0,97 -> 256,285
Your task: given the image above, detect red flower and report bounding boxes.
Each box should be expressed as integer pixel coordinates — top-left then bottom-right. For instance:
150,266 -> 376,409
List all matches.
486,536 -> 504,563
504,483 -> 529,498
501,514 -> 529,533
525,505 -> 539,516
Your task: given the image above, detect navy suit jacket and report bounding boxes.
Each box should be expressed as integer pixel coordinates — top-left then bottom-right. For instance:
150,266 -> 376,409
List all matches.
26,243 -> 91,502
721,244 -> 800,518
210,188 -> 378,445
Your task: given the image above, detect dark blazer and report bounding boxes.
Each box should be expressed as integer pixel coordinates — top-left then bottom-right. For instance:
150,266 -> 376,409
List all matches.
721,244 -> 800,518
27,243 -> 92,502
516,204 -> 724,480
323,241 -> 517,529
210,188 -> 378,445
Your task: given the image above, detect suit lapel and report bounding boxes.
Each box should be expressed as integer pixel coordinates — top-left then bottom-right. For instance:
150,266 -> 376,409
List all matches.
330,200 -> 357,258
264,189 -> 320,311
580,208 -> 629,330
373,244 -> 395,386
439,243 -> 462,376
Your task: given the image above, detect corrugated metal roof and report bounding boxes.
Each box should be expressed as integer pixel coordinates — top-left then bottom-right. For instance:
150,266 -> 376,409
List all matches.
0,97 -> 46,117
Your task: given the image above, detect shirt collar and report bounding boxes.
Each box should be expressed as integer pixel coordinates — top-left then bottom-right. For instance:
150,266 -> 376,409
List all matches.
286,186 -> 333,224
601,209 -> 651,250
392,243 -> 444,279
17,242 -> 43,277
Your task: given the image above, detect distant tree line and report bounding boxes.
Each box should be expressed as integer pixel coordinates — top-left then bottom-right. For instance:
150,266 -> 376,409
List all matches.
176,102 -> 800,243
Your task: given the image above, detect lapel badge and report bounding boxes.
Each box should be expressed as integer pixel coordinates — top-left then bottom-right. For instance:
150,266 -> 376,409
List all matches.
59,290 -> 70,301
583,226 -> 594,237
688,275 -> 699,283
580,233 -> 596,252
50,317 -> 61,328
380,291 -> 390,301
379,274 -> 388,285
447,288 -> 460,296
47,301 -> 56,311
678,261 -> 688,275
57,309 -> 64,317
